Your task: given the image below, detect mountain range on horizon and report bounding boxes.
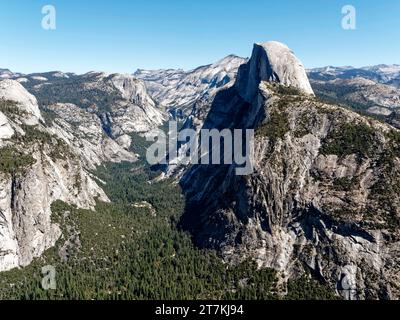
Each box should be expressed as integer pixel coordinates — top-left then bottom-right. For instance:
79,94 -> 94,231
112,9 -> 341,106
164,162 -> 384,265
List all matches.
2,62 -> 400,82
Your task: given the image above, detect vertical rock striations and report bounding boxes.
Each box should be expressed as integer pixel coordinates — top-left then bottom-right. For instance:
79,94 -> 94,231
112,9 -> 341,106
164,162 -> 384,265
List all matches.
0,80 -> 108,272
180,42 -> 400,299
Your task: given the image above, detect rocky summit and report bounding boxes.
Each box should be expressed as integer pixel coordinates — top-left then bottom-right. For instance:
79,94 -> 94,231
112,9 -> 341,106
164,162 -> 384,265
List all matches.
235,41 -> 314,101
179,42 -> 400,300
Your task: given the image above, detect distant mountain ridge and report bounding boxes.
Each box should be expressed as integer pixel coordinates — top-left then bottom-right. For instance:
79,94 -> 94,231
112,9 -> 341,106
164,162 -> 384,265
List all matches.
134,54 -> 248,118
307,65 -> 400,128
307,64 -> 400,86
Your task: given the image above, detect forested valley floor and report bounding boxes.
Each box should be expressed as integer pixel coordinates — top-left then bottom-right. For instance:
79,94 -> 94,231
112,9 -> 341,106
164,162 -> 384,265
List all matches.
0,151 -> 336,300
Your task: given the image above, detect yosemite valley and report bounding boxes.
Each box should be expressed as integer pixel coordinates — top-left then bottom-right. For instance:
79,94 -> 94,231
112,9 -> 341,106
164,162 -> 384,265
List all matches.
1,41 -> 400,300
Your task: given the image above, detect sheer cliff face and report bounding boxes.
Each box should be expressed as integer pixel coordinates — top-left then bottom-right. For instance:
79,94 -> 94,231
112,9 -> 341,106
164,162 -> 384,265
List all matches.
0,80 -> 109,272
235,42 -> 314,101
136,55 -> 248,178
45,103 -> 136,170
180,42 -> 400,299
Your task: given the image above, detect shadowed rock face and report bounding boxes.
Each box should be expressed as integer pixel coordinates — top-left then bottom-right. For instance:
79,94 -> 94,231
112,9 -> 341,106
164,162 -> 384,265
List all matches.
180,42 -> 400,300
156,42 -> 316,179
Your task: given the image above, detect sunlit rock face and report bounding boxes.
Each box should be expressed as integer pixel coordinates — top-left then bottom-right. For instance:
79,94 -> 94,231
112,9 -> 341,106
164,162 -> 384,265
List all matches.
0,79 -> 43,125
235,41 -> 314,102
0,81 -> 109,272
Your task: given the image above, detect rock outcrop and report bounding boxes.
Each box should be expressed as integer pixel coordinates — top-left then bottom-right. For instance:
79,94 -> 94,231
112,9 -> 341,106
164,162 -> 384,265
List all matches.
1,43 -> 400,300
137,55 -> 248,178
0,112 -> 14,140
309,74 -> 400,129
235,42 -> 314,101
135,55 -> 247,116
0,80 -> 108,272
23,72 -> 166,147
0,72 -> 164,272
0,80 -> 42,125
180,42 -> 400,299
308,64 -> 400,87
45,103 -> 136,169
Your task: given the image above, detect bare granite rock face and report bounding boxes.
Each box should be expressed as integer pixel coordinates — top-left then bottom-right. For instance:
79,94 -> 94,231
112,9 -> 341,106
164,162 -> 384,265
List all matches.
153,42 -> 315,179
308,64 -> 400,87
0,80 -> 109,272
103,73 -> 166,136
0,80 -> 43,125
309,76 -> 400,128
180,42 -> 400,299
0,74 -> 163,272
0,149 -> 108,270
137,55 -> 248,179
23,72 -> 166,147
45,103 -> 136,170
135,55 -> 247,116
235,41 -> 314,101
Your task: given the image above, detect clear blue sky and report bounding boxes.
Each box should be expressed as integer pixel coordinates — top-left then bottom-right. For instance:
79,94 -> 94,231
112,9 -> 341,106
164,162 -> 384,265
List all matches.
1,0 -> 399,74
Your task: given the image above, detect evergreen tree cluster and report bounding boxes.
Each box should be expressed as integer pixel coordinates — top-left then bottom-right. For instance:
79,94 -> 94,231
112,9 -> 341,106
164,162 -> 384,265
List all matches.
0,160 -> 336,300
